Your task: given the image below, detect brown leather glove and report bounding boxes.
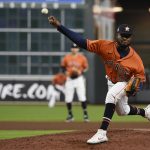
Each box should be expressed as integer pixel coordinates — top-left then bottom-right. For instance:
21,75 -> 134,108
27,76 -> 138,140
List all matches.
125,77 -> 141,96
70,71 -> 79,79
52,73 -> 66,85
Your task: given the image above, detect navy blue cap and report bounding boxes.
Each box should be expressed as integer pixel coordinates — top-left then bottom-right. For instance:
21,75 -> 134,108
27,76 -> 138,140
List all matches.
71,43 -> 78,48
117,24 -> 133,35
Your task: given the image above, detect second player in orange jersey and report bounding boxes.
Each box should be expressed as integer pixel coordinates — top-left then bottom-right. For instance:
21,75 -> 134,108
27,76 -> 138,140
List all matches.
61,43 -> 89,122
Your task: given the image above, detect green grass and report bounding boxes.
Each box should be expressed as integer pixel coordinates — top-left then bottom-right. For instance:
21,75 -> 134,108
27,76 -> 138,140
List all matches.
0,130 -> 71,140
0,102 -> 148,140
0,102 -> 147,122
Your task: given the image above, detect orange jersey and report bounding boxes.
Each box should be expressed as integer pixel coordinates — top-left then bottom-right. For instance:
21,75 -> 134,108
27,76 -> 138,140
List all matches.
61,53 -> 88,77
87,39 -> 145,83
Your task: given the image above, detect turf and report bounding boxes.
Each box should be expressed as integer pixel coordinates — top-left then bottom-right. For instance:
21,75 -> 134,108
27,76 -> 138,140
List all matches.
0,102 -> 147,122
0,102 -> 147,140
0,130 -> 71,140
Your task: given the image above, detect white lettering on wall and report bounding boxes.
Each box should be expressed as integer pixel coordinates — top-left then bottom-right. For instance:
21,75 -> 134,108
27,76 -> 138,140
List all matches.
0,82 -> 57,100
35,85 -> 47,99
27,83 -> 39,99
1,84 -> 13,99
13,84 -> 25,99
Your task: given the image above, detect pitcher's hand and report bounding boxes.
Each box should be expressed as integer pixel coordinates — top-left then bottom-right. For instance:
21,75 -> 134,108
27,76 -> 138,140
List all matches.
48,16 -> 60,28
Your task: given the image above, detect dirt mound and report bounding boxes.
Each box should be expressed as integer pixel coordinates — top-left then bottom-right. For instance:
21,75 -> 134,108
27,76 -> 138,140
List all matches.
0,122 -> 150,150
0,129 -> 150,150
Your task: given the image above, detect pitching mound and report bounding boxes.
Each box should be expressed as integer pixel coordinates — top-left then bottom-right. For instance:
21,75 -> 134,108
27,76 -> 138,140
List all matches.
0,122 -> 150,150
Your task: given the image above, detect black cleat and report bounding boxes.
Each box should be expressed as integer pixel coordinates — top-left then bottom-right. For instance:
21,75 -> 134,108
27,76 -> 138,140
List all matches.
84,114 -> 90,122
66,115 -> 74,122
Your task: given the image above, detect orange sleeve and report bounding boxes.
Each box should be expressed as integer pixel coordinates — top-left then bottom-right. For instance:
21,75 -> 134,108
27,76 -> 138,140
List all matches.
87,39 -> 101,53
82,55 -> 88,70
135,63 -> 146,82
87,39 -> 107,54
134,54 -> 146,82
61,56 -> 67,67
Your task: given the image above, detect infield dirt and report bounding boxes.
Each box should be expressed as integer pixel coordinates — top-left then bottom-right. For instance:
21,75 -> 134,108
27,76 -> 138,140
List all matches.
0,121 -> 150,150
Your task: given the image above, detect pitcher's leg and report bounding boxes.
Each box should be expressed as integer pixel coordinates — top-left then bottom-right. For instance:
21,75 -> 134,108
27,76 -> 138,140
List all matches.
116,96 -> 145,117
87,82 -> 126,144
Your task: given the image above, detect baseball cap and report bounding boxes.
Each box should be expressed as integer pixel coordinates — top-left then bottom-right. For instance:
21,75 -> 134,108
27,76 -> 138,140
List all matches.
117,24 -> 133,35
71,43 -> 78,48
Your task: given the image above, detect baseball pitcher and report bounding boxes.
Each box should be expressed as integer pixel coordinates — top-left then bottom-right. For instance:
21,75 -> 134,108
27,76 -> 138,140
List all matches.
48,16 -> 150,144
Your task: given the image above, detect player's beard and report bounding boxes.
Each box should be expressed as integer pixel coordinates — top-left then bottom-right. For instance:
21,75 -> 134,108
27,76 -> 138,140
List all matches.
117,40 -> 131,50
116,34 -> 131,50
119,43 -> 129,49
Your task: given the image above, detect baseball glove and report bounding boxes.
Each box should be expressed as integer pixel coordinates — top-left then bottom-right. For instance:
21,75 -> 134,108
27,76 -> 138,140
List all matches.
70,71 -> 79,79
52,73 -> 66,85
125,77 -> 141,96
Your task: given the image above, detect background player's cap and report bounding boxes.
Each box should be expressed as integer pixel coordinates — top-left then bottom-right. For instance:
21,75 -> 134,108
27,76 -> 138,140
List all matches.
117,24 -> 133,35
71,43 -> 78,48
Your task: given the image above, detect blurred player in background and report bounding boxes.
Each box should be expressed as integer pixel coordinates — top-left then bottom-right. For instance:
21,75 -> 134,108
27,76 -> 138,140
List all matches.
61,43 -> 89,122
48,73 -> 66,108
48,16 -> 150,144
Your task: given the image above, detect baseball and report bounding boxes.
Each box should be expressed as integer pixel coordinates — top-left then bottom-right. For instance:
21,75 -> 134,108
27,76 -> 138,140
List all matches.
41,8 -> 48,15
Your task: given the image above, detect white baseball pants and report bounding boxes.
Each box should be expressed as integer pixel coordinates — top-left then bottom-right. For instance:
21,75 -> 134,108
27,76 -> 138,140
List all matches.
105,79 -> 131,116
47,85 -> 63,108
65,75 -> 86,103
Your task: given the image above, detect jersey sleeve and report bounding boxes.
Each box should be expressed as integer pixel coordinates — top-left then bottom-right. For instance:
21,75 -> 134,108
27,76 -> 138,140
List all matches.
135,63 -> 146,82
61,56 -> 67,68
134,55 -> 146,82
82,55 -> 89,71
86,39 -> 109,54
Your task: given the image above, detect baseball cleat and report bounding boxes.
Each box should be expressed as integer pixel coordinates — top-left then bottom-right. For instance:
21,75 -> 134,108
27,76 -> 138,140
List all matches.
87,129 -> 108,144
84,115 -> 90,122
144,105 -> 150,121
65,115 -> 74,122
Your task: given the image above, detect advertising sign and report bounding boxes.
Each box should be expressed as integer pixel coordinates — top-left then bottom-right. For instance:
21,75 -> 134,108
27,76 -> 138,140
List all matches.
0,80 -> 55,101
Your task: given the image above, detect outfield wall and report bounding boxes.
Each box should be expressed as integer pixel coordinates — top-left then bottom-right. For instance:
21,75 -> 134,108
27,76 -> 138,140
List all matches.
0,78 -> 150,104
0,76 -> 53,101
0,81 -> 51,101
